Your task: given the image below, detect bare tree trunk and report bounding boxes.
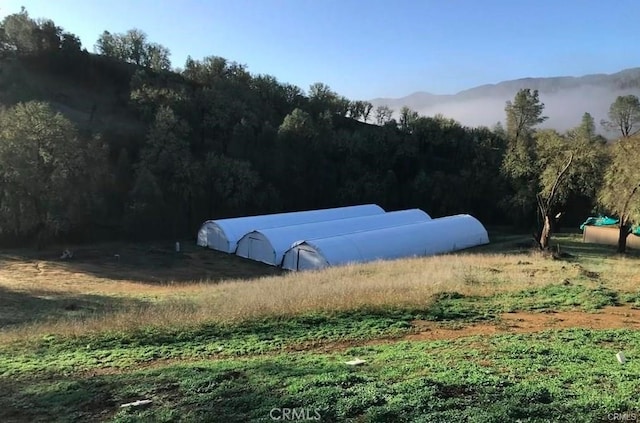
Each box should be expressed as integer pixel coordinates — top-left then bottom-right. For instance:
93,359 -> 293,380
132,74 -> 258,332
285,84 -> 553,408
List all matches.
539,214 -> 553,250
536,154 -> 573,251
617,184 -> 640,253
618,223 -> 630,253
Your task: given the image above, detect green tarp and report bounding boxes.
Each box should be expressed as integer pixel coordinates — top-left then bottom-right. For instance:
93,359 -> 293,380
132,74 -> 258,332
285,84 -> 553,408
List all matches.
580,216 -> 640,237
579,216 -> 619,231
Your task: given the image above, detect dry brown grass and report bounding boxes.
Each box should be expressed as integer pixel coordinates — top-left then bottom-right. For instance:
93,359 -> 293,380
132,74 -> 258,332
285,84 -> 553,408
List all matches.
0,250 -> 592,341
201,253 -> 570,319
0,235 -> 637,342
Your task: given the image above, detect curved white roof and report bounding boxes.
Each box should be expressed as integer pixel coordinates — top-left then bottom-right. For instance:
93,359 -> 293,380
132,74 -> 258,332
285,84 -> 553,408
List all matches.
196,204 -> 385,253
282,214 -> 489,271
235,209 -> 431,265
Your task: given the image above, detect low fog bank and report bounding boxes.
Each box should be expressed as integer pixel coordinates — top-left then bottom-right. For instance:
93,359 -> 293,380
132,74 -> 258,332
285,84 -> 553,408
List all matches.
382,86 -> 640,134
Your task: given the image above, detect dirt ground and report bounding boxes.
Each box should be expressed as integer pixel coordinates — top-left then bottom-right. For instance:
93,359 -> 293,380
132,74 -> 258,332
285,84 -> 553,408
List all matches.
285,305 -> 640,355
405,305 -> 640,342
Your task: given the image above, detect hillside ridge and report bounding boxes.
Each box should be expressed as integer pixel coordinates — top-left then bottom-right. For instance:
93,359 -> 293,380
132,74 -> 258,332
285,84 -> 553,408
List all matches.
370,67 -> 640,130
372,67 -> 640,102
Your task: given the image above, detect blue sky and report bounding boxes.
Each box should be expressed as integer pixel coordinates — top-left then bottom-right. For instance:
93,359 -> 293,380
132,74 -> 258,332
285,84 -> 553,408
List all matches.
2,0 -> 639,99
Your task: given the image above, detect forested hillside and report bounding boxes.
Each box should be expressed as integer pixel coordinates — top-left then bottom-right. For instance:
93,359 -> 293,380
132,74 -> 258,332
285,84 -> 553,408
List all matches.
1,8 -> 638,250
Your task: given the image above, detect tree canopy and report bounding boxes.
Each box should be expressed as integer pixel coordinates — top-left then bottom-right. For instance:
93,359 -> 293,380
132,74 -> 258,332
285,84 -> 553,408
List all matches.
598,136 -> 640,252
95,28 -> 171,71
500,90 -> 607,248
505,89 -> 547,143
0,7 -> 82,55
0,102 -> 107,244
501,89 -> 548,224
601,95 -> 640,138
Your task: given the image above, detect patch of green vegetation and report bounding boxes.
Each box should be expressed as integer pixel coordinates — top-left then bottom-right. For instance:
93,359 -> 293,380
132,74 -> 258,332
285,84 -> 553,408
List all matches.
621,292 -> 640,309
0,308 -> 416,377
498,283 -> 620,312
1,282 -> 629,379
428,283 -> 621,320
421,291 -> 496,321
2,329 -> 640,422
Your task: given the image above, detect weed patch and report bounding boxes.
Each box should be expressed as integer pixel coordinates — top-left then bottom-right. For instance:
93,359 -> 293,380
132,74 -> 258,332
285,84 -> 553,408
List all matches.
3,329 -> 640,422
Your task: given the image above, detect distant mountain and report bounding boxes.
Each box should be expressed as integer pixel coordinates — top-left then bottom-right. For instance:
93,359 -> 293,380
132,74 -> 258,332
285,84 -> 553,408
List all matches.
370,68 -> 640,132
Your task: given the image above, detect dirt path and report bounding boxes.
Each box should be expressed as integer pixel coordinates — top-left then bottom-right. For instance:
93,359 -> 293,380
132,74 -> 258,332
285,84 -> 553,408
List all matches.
286,305 -> 640,354
403,305 -> 640,342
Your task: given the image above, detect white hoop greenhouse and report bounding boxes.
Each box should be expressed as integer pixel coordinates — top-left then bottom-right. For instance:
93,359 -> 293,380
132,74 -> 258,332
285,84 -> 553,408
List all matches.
196,204 -> 385,253
235,209 -> 432,266
281,214 -> 489,271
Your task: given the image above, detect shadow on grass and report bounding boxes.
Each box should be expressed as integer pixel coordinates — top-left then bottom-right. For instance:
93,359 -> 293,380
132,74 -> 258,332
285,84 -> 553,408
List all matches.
0,241 -> 283,284
0,285 -> 148,327
462,235 -> 536,255
0,363 -> 303,423
0,376 -> 118,423
464,232 -> 640,260
552,234 -> 640,259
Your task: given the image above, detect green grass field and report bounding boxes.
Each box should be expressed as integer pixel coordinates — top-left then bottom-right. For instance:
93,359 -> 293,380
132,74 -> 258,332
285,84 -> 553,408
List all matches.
1,233 -> 640,422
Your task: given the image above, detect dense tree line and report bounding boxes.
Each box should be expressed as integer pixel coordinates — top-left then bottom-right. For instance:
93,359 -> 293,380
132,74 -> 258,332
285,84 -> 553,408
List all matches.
1,9 -> 639,252
0,7 -> 82,56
